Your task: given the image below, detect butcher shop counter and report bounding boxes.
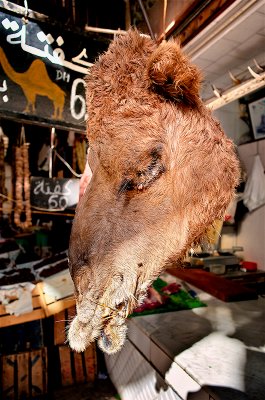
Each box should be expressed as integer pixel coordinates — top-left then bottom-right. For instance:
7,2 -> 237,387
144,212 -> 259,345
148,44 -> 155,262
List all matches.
105,273 -> 265,400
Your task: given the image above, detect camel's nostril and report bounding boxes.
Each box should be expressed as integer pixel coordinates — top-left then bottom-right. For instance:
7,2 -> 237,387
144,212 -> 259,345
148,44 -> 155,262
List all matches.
116,302 -> 124,310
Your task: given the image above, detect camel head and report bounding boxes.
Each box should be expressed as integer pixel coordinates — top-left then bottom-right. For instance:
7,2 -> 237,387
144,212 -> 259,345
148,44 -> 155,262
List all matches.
68,30 -> 240,354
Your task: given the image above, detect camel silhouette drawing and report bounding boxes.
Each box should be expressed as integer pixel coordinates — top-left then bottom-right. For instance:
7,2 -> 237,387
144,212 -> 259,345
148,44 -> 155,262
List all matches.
0,47 -> 66,119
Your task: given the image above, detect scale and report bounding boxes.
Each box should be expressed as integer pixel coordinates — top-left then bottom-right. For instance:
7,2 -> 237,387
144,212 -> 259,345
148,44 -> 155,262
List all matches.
190,250 -> 241,274
189,220 -> 243,274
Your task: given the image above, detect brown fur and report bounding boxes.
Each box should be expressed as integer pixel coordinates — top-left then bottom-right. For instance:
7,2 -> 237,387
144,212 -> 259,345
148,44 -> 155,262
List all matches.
68,30 -> 240,354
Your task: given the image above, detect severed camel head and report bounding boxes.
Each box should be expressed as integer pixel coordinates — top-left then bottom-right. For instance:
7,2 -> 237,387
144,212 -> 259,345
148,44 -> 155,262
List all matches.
68,30 -> 240,354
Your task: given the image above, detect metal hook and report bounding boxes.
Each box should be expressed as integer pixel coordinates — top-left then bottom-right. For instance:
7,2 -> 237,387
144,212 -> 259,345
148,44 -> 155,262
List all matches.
253,59 -> 264,72
228,71 -> 241,85
211,84 -> 222,98
49,127 -> 56,178
22,0 -> 29,24
248,66 -> 262,80
24,0 -> 29,16
20,125 -> 26,146
137,0 -> 155,40
163,0 -> 168,41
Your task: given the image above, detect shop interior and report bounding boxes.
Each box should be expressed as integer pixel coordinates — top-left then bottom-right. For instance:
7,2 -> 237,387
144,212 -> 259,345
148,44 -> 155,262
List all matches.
0,1 -> 264,399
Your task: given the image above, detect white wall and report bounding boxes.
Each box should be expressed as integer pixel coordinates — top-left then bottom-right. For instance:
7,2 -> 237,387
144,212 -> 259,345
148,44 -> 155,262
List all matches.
213,101 -> 250,145
236,140 -> 265,269
214,102 -> 265,270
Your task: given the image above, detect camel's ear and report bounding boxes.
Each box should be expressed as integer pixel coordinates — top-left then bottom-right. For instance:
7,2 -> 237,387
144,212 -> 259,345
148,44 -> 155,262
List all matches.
147,40 -> 201,104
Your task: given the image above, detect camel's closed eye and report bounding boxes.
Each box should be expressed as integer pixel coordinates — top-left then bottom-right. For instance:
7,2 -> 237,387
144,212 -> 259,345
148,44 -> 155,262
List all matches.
118,146 -> 165,194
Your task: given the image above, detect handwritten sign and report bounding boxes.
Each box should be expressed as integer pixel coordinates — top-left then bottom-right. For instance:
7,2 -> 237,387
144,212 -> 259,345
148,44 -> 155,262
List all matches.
30,177 -> 80,210
0,8 -> 110,130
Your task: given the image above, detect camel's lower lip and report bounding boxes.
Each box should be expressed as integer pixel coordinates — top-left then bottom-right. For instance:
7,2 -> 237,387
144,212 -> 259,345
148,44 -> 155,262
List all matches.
97,315 -> 128,354
68,295 -> 140,354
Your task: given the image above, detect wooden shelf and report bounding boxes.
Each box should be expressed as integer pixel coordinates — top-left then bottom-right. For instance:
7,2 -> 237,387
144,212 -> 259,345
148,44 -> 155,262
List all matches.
0,282 -> 75,328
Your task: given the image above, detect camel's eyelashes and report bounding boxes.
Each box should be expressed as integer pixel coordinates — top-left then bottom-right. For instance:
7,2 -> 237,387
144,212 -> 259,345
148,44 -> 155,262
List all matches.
118,178 -> 135,194
118,151 -> 165,194
134,146 -> 165,190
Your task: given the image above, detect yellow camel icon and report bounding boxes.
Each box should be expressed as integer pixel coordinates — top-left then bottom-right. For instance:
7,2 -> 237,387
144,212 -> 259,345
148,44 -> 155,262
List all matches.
0,47 -> 66,120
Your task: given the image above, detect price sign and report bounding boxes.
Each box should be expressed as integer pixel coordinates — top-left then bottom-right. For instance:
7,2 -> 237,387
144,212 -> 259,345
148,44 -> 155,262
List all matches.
0,8 -> 110,130
30,177 -> 80,210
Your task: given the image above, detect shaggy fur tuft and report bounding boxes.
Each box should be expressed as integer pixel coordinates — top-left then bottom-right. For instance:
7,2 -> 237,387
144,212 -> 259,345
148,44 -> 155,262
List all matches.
147,40 -> 201,104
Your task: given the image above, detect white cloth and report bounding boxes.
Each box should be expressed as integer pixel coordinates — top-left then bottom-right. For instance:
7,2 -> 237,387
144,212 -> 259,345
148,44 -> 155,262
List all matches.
0,282 -> 35,316
243,154 -> 265,212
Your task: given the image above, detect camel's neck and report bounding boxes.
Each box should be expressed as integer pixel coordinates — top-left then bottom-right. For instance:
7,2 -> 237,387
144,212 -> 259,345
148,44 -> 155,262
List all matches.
0,48 -> 21,83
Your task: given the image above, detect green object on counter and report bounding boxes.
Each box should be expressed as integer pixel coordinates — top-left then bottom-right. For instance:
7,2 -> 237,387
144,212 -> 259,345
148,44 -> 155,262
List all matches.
130,278 -> 206,317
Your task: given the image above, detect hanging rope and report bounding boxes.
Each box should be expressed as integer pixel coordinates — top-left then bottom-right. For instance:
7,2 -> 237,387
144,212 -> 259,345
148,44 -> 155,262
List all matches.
54,150 -> 82,178
0,192 -> 73,214
51,128 -> 83,177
